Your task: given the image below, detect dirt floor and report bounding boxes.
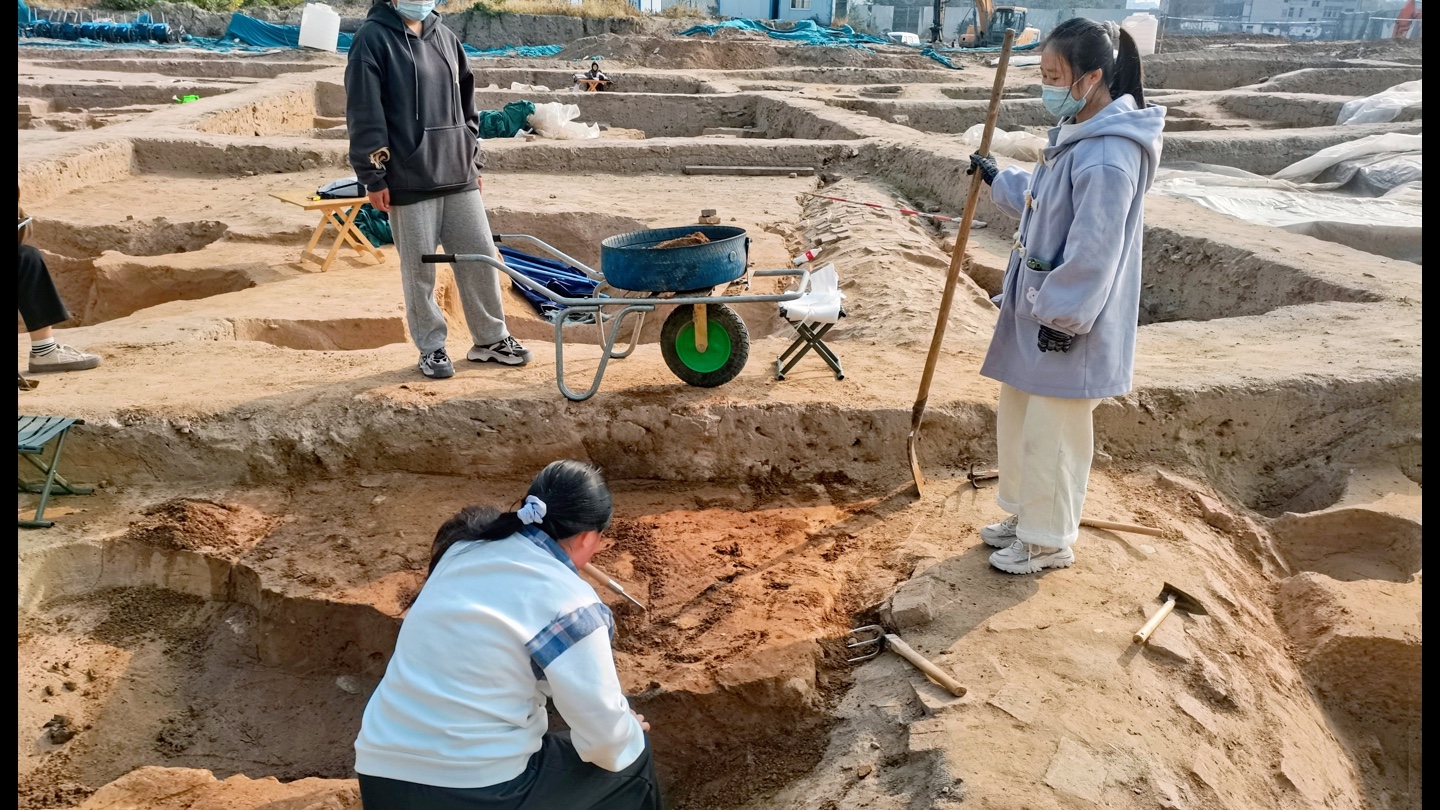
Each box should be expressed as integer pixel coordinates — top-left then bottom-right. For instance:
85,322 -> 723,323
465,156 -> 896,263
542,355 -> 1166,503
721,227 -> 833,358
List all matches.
16,19 -> 1422,810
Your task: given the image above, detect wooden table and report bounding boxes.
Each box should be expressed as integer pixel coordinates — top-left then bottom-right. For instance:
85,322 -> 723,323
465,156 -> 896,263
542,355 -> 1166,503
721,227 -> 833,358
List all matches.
270,190 -> 386,273
575,77 -> 608,92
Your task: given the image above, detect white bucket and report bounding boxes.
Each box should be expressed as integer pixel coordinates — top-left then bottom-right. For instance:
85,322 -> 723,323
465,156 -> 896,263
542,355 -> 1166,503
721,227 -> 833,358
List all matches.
298,3 -> 341,53
1120,13 -> 1158,57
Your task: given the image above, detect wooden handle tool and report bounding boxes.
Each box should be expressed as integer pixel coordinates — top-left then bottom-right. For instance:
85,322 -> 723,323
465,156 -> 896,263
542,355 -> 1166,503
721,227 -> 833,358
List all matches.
581,562 -> 646,612
885,633 -> 968,697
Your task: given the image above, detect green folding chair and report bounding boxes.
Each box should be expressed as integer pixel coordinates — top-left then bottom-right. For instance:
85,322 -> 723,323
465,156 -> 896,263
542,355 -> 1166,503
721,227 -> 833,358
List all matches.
18,415 -> 93,529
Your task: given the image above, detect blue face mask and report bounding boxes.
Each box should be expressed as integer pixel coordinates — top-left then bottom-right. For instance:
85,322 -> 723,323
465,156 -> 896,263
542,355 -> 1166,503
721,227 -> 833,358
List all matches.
395,0 -> 435,21
1041,75 -> 1092,120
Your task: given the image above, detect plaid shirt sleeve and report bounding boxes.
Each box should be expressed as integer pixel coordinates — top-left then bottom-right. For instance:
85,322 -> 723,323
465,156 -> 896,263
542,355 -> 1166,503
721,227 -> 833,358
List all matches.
525,602 -> 616,680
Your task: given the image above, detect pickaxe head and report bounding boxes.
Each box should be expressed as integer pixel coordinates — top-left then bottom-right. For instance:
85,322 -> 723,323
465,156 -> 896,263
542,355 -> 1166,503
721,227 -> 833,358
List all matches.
968,463 -> 999,489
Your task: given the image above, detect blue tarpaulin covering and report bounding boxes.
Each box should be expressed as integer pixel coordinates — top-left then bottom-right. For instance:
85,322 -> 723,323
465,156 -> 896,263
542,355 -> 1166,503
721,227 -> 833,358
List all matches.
20,9 -> 563,58
221,12 -> 563,58
497,246 -> 602,320
680,18 -> 890,47
919,46 -> 963,70
222,10 -> 352,49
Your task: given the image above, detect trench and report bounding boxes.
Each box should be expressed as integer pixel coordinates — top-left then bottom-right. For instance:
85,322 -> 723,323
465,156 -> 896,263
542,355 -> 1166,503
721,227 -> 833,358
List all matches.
17,476 -> 893,810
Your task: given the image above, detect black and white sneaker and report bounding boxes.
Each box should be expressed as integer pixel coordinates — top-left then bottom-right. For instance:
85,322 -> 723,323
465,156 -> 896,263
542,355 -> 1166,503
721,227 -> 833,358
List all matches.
468,336 -> 532,366
419,348 -> 455,378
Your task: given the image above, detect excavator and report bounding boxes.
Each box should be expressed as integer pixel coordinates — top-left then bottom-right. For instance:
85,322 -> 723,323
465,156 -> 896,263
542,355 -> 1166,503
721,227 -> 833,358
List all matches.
932,0 -> 1042,48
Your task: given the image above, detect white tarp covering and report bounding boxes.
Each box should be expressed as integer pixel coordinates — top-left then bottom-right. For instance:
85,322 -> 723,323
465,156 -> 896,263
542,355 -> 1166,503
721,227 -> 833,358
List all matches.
961,124 -> 1047,162
1336,80 -> 1422,125
1154,136 -> 1422,264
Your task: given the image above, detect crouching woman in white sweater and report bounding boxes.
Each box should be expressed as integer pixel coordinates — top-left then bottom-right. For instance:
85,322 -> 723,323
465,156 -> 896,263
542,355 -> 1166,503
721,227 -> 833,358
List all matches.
354,459 -> 662,810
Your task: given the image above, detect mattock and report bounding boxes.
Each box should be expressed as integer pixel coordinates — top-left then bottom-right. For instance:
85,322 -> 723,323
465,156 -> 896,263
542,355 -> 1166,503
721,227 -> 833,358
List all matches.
846,625 -> 967,697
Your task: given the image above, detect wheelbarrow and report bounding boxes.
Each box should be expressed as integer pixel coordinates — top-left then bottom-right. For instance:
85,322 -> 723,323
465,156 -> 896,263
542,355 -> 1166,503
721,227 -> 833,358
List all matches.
422,225 -> 814,402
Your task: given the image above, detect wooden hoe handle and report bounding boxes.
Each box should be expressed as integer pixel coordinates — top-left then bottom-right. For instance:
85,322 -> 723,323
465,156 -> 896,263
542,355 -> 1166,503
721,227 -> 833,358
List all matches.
910,28 -> 1017,429
1133,595 -> 1178,644
1079,518 -> 1165,537
886,633 -> 968,697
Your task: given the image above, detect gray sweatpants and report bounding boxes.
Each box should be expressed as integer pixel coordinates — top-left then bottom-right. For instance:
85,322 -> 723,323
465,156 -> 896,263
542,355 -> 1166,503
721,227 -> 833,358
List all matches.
389,190 -> 510,354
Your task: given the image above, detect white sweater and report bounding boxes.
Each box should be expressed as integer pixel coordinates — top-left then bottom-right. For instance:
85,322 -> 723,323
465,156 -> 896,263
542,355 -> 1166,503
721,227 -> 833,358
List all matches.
354,526 -> 647,788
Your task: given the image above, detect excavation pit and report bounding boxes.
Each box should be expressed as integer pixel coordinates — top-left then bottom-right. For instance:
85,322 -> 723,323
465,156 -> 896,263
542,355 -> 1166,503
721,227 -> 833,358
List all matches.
17,476 -> 886,810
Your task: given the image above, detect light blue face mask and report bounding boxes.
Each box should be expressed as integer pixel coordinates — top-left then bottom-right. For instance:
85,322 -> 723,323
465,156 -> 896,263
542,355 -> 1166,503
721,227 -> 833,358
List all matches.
1041,75 -> 1093,120
395,0 -> 435,21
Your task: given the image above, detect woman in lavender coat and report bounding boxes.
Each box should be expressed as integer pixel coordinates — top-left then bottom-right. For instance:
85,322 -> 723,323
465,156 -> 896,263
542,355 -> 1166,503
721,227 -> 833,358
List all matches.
967,18 -> 1166,574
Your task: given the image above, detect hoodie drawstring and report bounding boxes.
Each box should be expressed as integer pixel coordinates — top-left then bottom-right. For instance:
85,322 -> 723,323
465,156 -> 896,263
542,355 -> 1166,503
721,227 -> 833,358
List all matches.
406,34 -> 419,122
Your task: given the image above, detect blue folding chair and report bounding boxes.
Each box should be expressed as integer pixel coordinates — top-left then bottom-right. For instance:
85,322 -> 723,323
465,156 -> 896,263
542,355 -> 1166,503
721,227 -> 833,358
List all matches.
18,415 -> 93,528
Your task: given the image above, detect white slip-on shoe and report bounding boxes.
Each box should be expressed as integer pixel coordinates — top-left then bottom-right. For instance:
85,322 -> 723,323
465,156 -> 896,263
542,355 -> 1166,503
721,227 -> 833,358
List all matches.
989,538 -> 1075,575
28,344 -> 101,373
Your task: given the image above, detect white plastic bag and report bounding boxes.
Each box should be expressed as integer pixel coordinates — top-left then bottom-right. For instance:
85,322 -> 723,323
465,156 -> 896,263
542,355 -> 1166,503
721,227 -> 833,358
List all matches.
526,102 -> 600,140
1336,80 -> 1421,125
961,123 -> 1046,162
509,81 -> 550,92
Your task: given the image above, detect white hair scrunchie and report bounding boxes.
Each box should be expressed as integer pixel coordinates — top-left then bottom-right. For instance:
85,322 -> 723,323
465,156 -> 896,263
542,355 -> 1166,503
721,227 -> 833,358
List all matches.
517,495 -> 548,526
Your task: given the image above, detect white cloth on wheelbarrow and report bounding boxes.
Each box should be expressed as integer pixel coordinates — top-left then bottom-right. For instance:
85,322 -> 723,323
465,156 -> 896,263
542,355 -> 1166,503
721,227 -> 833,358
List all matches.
780,263 -> 844,326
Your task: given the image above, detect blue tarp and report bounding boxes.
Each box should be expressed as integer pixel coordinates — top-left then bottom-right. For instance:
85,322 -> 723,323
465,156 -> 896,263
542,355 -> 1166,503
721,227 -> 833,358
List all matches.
20,0 -> 180,43
497,246 -> 602,320
19,9 -> 562,58
679,18 -> 890,47
221,12 -> 563,58
919,46 -> 963,70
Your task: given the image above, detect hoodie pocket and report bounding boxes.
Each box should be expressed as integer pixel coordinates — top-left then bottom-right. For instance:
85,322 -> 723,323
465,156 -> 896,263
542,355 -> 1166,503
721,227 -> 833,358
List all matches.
1016,256 -> 1053,324
393,124 -> 474,190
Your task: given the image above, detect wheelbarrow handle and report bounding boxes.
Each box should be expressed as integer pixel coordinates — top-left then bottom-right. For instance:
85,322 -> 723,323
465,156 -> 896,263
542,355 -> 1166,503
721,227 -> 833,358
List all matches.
421,253 -> 456,264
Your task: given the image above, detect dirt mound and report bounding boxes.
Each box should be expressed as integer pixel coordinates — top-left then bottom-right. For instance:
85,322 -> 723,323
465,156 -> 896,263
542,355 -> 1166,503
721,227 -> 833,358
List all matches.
123,499 -> 276,559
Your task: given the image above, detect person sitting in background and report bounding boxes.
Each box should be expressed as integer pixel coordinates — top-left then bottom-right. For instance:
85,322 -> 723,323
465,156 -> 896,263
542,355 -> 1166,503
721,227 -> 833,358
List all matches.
574,61 -> 612,91
19,198 -> 100,374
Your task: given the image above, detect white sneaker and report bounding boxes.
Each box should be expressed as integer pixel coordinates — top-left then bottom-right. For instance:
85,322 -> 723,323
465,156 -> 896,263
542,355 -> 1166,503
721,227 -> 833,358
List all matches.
989,539 -> 1074,575
28,344 -> 101,373
980,514 -> 1019,548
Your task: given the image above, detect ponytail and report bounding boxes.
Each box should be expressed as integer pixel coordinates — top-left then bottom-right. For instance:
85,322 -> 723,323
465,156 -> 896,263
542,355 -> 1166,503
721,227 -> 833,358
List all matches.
1112,29 -> 1146,109
425,459 -> 614,576
1042,17 -> 1148,110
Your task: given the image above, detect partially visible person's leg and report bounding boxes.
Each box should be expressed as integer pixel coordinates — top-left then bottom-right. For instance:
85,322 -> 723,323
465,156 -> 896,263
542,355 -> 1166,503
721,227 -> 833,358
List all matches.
989,393 -> 1101,574
981,383 -> 1029,547
389,198 -> 455,378
20,245 -> 72,333
437,190 -> 530,366
20,245 -> 100,373
519,731 -> 662,810
358,769 -> 533,810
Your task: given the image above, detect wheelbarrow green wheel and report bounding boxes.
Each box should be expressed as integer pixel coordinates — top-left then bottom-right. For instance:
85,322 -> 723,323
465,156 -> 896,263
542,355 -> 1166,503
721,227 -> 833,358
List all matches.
660,303 -> 750,388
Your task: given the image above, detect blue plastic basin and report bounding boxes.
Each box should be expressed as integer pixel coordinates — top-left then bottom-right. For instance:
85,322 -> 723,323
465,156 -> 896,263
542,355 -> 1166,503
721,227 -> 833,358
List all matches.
600,225 -> 749,293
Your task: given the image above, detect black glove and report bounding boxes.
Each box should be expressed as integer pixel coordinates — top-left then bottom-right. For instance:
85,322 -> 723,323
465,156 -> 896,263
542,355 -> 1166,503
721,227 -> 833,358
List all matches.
967,152 -> 998,186
1037,325 -> 1073,353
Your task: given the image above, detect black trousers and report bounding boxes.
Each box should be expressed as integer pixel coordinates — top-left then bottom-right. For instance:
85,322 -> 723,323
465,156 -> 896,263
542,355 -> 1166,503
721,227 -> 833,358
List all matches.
358,732 -> 664,810
18,245 -> 70,332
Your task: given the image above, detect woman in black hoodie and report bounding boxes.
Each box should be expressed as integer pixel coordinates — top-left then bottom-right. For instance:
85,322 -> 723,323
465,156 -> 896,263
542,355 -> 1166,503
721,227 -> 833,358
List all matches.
346,0 -> 531,379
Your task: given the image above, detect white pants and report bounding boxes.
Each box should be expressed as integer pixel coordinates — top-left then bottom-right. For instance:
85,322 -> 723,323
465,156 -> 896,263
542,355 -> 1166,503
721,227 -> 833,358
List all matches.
994,383 -> 1102,549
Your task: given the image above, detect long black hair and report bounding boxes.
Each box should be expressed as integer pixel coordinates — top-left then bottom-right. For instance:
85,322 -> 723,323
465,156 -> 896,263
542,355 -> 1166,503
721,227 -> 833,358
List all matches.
427,460 -> 614,575
1042,17 -> 1146,109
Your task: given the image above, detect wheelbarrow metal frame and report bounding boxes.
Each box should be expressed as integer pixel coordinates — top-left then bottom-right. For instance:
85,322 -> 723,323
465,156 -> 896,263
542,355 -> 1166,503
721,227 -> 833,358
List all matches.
432,234 -> 813,402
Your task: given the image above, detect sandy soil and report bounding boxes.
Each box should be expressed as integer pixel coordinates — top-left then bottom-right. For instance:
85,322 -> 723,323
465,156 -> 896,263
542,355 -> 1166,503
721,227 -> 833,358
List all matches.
15,28 -> 1422,810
